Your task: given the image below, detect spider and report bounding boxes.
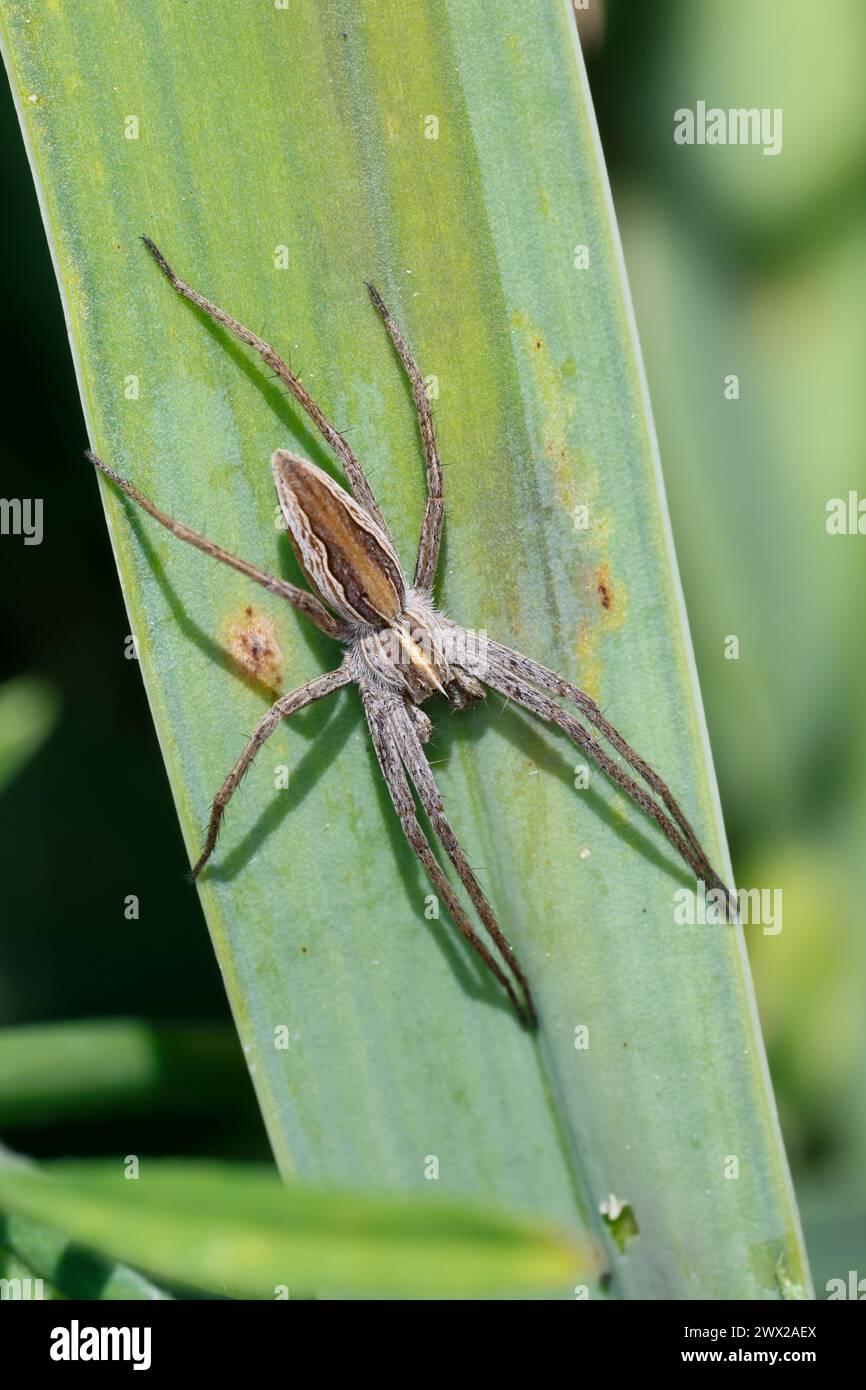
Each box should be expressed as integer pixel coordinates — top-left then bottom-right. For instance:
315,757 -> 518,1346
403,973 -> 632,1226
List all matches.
87,238 -> 731,1028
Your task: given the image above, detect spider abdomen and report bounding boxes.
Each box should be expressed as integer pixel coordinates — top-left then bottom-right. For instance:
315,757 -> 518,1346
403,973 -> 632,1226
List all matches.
271,449 -> 406,628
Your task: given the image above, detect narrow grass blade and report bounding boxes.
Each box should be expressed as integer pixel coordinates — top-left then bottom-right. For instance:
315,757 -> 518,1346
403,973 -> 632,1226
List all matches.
0,1147 -> 171,1300
0,1160 -> 597,1299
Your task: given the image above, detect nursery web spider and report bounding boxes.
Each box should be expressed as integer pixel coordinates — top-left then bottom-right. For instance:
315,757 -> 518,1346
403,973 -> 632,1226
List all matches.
87,238 -> 732,1028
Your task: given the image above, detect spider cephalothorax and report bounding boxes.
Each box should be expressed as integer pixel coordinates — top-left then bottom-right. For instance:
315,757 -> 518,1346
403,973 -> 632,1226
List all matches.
271,449 -> 483,714
87,239 -> 731,1028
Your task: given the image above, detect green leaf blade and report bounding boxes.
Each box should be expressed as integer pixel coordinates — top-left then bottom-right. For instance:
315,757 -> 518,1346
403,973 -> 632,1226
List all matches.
1,0 -> 810,1298
0,1161 -> 596,1300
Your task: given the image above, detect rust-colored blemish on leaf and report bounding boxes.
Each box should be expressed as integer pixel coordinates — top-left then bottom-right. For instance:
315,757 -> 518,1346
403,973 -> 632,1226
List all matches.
575,565 -> 626,700
224,607 -> 283,692
596,564 -> 613,612
590,563 -> 624,632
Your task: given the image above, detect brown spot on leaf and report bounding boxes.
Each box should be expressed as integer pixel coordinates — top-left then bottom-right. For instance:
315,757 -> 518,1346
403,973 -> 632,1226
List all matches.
596,565 -> 613,611
574,563 -> 626,699
224,608 -> 283,692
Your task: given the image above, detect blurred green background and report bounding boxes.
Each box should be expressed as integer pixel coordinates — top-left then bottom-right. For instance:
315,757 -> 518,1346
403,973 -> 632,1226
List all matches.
0,0 -> 863,1295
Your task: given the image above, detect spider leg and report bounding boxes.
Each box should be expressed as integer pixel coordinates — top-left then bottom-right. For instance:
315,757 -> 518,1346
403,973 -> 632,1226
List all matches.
366,284 -> 443,593
391,699 -> 537,1025
483,660 -> 734,910
361,687 -> 532,1026
486,638 -> 714,880
192,665 -> 351,879
87,452 -> 344,639
141,237 -> 391,538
